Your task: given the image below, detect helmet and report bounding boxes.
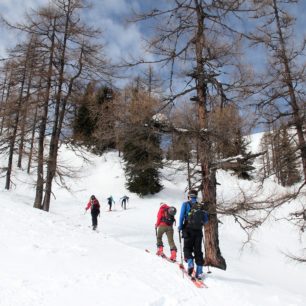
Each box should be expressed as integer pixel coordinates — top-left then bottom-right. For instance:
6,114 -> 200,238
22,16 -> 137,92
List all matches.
167,206 -> 177,216
90,195 -> 96,200
188,189 -> 198,198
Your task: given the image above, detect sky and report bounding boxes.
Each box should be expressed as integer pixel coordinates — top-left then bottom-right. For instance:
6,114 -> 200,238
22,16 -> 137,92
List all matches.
0,0 -> 147,62
1,0 -> 306,134
0,132 -> 306,306
1,0 -> 306,66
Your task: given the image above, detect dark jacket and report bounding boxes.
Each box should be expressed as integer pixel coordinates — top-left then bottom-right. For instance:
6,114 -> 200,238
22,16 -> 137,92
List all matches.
178,201 -> 208,230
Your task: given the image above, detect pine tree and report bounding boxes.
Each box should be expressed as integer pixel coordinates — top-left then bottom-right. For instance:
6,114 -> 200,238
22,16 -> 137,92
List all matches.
210,105 -> 253,179
120,84 -> 163,196
73,83 -> 97,144
278,126 -> 301,186
123,127 -> 163,196
73,84 -> 116,153
259,126 -> 301,186
92,86 -> 116,153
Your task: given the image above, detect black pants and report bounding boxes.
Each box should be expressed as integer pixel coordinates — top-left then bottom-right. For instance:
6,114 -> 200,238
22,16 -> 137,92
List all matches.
91,209 -> 99,227
121,199 -> 126,209
183,228 -> 204,266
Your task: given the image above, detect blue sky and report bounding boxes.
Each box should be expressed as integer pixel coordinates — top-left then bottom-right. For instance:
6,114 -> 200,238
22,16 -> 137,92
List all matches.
1,0 -> 306,99
1,0 -> 305,72
1,0 -> 305,134
0,0 -> 148,62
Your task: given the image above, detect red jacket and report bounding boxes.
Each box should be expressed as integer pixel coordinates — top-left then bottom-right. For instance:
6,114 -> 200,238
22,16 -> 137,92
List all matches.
85,198 -> 100,211
156,204 -> 175,227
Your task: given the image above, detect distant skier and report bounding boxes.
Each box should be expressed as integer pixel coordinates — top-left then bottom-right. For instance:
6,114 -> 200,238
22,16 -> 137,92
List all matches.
155,203 -> 177,261
178,189 -> 208,280
120,195 -> 129,210
107,196 -> 115,211
85,195 -> 100,230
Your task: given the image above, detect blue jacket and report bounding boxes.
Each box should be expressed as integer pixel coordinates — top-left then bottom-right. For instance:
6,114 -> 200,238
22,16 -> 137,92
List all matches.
178,201 -> 209,230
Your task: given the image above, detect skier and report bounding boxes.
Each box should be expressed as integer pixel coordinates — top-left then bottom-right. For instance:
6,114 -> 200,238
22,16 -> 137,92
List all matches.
120,195 -> 129,210
155,203 -> 177,261
107,196 -> 115,211
85,195 -> 100,230
178,189 -> 208,280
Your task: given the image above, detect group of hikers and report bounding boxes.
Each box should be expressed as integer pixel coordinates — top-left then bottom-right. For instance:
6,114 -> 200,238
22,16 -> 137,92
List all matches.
84,189 -> 208,281
84,194 -> 129,230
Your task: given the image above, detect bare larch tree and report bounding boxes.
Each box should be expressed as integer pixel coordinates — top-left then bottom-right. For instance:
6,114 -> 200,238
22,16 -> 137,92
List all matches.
131,0 -> 253,270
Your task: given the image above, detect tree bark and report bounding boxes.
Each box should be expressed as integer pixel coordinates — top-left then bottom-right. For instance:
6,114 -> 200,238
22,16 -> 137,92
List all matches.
0,68 -> 8,135
27,102 -> 38,174
33,18 -> 57,209
41,17 -> 67,211
17,67 -> 33,168
5,55 -> 28,189
194,0 -> 226,270
273,0 -> 306,183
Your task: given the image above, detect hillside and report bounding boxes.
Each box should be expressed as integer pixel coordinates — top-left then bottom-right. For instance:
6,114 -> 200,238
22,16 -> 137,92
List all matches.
0,133 -> 305,306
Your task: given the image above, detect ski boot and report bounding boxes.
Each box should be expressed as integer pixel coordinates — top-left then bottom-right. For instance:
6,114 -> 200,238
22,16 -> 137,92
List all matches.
170,249 -> 177,262
187,258 -> 194,276
195,265 -> 204,280
156,246 -> 164,256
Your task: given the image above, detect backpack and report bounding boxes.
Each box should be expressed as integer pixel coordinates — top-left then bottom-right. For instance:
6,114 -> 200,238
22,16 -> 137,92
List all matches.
185,201 -> 206,230
160,206 -> 176,226
91,199 -> 100,211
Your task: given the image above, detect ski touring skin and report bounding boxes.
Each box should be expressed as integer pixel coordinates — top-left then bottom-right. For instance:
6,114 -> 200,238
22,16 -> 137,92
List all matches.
145,249 -> 207,288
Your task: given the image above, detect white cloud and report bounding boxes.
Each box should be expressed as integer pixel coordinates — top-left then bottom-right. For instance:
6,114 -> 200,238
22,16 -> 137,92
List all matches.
0,0 -> 144,64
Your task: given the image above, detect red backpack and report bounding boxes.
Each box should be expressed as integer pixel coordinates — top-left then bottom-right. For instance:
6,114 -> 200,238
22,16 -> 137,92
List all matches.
91,199 -> 100,210
160,205 -> 176,226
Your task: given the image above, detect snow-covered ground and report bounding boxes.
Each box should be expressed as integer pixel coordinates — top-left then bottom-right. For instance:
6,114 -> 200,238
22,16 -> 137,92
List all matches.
0,133 -> 305,306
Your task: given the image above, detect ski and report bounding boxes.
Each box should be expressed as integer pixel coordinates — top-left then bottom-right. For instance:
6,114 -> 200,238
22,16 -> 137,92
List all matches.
159,253 -> 176,263
177,263 -> 207,288
145,249 -> 176,263
145,249 -> 207,288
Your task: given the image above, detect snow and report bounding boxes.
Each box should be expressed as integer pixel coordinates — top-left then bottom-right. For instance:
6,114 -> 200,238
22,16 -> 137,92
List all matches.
1,135 -> 306,306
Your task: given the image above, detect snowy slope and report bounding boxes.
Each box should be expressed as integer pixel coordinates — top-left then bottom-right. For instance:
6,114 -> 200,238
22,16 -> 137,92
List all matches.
0,135 -> 306,306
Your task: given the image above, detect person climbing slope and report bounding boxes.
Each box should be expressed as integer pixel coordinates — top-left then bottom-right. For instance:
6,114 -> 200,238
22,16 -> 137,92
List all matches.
107,195 -> 115,211
155,203 -> 177,261
120,195 -> 129,210
178,189 -> 208,280
85,195 -> 100,230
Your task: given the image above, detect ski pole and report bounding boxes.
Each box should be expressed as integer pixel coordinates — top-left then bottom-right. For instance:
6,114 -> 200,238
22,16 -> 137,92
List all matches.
202,227 -> 212,274
178,230 -> 184,278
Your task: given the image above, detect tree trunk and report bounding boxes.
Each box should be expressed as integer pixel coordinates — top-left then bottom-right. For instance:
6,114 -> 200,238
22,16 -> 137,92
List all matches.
43,0 -> 71,211
5,59 -> 28,189
27,101 -> 39,174
33,19 -> 56,209
187,158 -> 191,190
17,69 -> 33,169
273,0 -> 306,183
194,0 -> 226,270
0,69 -> 8,135
0,72 -> 11,135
